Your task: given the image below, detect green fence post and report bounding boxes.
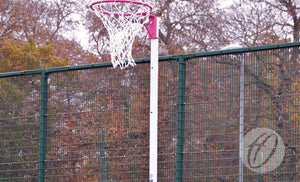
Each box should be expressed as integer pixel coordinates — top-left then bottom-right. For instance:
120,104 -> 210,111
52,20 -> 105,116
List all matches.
38,70 -> 48,182
176,56 -> 186,182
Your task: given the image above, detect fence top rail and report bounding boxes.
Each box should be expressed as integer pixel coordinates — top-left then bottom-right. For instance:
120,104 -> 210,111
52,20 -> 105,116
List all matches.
0,42 -> 299,78
182,41 -> 300,59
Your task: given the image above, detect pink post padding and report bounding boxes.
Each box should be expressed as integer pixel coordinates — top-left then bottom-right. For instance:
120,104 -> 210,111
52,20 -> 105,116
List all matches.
146,15 -> 158,39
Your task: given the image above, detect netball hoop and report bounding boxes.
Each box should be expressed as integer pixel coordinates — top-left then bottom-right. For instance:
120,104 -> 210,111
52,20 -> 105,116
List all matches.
90,1 -> 159,182
90,0 -> 158,69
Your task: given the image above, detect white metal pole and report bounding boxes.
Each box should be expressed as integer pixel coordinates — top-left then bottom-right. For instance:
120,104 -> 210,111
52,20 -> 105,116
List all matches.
149,17 -> 159,182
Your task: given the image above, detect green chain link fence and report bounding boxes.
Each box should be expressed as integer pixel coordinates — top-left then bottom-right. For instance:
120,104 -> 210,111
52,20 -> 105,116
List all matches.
0,42 -> 299,181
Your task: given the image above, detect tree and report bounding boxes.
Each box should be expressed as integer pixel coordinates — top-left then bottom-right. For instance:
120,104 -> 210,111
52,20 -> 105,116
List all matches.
0,37 -> 69,73
0,0 -> 79,43
150,0 -> 228,54
0,0 -> 91,66
255,0 -> 300,42
224,0 -> 300,46
85,0 -> 228,59
0,1 -> 21,44
53,39 -> 100,65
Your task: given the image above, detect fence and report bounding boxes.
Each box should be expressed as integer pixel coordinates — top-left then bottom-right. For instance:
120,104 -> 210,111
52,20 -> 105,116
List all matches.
0,42 -> 299,181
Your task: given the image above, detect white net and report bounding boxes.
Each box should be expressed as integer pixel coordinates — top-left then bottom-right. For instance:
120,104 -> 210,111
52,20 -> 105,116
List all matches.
90,1 -> 152,69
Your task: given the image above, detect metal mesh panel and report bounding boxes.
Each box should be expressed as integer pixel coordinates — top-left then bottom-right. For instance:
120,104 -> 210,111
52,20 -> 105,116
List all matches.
184,55 -> 241,181
243,47 -> 300,181
46,66 -> 150,181
157,61 -> 178,181
182,47 -> 300,181
0,75 -> 41,181
45,61 -> 179,181
0,43 -> 299,181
